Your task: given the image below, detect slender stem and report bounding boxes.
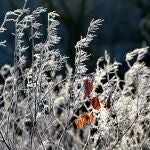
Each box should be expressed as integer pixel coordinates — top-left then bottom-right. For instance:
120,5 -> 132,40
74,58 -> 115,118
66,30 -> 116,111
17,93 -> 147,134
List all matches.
29,20 -> 35,150
82,128 -> 91,150
0,131 -> 11,150
111,112 -> 140,150
111,117 -> 137,149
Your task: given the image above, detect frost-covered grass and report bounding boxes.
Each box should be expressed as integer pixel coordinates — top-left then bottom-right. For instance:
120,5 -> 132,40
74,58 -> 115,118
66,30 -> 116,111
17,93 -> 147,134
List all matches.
0,0 -> 150,150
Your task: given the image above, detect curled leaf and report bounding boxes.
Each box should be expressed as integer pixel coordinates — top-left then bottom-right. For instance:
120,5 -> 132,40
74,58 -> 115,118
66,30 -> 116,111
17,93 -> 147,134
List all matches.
91,96 -> 101,110
75,118 -> 84,128
84,78 -> 93,98
75,112 -> 95,128
81,112 -> 90,124
81,112 -> 94,124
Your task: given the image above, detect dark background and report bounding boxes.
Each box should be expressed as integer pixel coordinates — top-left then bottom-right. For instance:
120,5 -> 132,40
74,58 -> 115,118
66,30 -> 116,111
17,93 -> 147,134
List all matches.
0,0 -> 150,76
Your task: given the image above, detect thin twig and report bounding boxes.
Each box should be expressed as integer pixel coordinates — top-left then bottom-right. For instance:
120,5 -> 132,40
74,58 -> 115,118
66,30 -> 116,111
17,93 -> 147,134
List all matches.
111,114 -> 138,150
0,131 -> 11,150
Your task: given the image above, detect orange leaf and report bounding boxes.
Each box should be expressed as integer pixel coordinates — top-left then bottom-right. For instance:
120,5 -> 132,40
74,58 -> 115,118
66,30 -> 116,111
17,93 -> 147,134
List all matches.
91,96 -> 101,110
84,79 -> 93,98
81,112 -> 90,124
81,112 -> 94,124
75,112 -> 95,128
75,118 -> 84,128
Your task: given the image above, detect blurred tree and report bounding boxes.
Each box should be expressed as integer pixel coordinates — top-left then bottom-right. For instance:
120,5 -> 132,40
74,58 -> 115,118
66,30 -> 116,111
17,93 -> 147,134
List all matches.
133,0 -> 150,45
0,0 -> 149,75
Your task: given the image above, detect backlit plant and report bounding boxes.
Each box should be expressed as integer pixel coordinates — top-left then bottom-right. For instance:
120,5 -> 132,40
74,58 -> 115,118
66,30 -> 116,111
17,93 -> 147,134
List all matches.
0,0 -> 149,150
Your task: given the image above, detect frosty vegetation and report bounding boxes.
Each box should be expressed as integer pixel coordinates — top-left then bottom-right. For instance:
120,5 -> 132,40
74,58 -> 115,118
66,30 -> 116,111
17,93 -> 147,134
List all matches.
0,0 -> 149,150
